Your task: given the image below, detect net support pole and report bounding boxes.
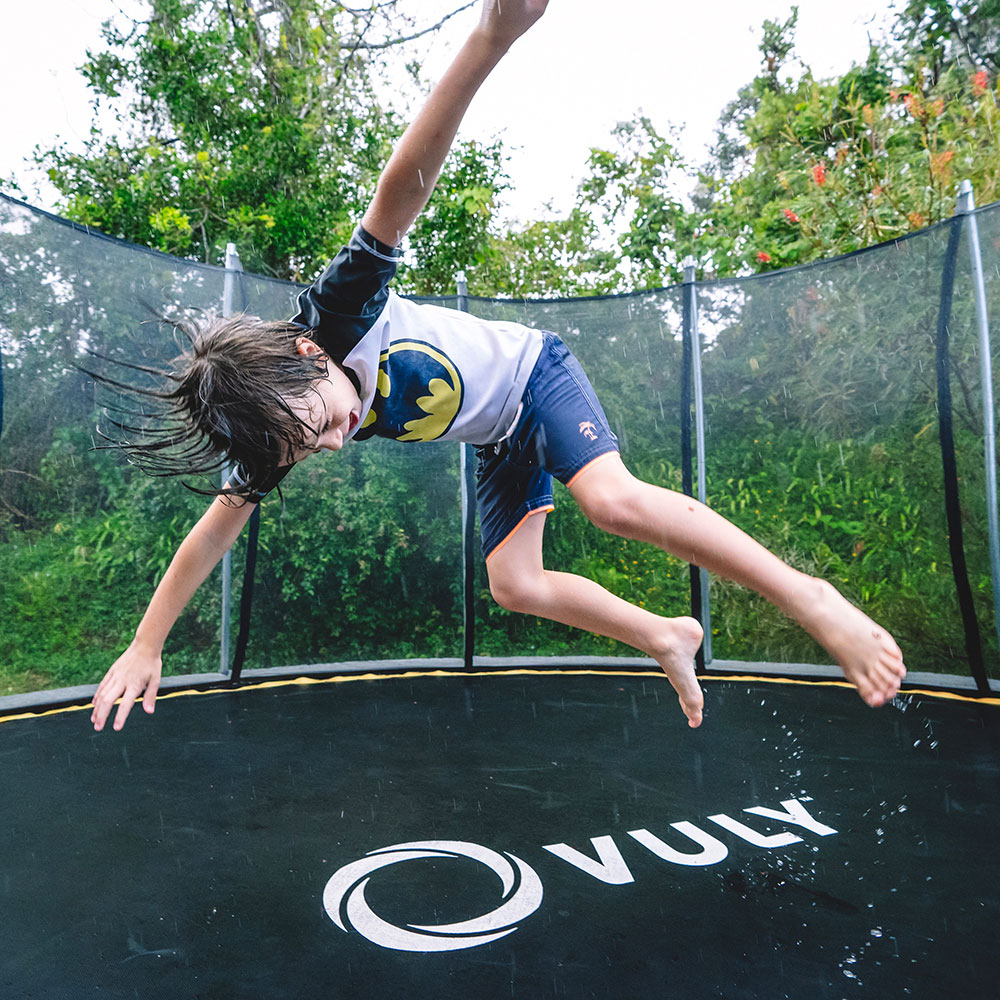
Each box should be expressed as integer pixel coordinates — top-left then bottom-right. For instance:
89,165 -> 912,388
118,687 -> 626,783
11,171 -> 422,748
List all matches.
220,242 -> 242,676
682,258 -> 712,666
936,213 -> 988,693
456,271 -> 476,670
956,180 -> 1000,652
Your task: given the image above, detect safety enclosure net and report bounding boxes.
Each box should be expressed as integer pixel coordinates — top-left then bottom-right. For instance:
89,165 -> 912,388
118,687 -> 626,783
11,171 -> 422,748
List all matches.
1,192 -> 997,689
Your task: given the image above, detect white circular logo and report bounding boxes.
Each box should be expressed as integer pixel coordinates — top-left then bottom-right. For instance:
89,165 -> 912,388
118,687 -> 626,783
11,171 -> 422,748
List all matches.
323,840 -> 544,952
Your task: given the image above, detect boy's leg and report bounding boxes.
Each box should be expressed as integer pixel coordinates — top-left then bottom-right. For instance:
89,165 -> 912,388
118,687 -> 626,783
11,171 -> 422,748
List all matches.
486,509 -> 707,726
567,453 -> 906,708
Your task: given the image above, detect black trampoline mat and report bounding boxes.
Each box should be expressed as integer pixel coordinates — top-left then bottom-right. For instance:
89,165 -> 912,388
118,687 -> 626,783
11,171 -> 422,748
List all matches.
2,670 -> 998,999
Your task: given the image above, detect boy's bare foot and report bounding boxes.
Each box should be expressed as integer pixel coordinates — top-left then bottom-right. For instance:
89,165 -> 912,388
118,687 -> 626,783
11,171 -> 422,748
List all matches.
790,578 -> 906,707
650,616 -> 706,728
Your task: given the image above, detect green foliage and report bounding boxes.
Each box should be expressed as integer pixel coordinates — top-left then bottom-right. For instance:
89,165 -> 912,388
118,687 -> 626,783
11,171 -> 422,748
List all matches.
579,118 -> 695,289
26,0 -> 1000,291
3,392 -> 994,690
893,0 -> 1000,80
4,1 -> 998,696
0,448 -> 226,693
688,4 -> 1000,277
226,442 -> 464,666
498,2 -> 1000,291
484,209 -> 621,298
36,0 -> 483,280
702,429 -> 991,670
399,139 -> 510,296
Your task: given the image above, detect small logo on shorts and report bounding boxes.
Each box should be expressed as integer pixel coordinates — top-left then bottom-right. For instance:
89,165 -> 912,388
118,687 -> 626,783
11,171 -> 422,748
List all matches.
579,421 -> 598,441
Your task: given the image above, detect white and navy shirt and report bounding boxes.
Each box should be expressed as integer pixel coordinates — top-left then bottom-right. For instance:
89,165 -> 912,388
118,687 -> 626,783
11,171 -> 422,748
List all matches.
235,226 -> 542,498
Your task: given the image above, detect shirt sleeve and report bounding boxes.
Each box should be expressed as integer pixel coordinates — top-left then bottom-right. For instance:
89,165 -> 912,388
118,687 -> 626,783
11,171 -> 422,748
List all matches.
289,224 -> 404,362
229,463 -> 294,505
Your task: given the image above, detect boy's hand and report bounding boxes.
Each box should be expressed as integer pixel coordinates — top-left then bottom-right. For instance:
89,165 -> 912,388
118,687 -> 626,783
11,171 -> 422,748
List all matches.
91,641 -> 163,732
477,0 -> 549,51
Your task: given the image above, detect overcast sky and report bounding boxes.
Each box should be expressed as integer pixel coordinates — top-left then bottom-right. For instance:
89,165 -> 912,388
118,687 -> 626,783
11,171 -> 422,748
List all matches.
1,0 -> 895,223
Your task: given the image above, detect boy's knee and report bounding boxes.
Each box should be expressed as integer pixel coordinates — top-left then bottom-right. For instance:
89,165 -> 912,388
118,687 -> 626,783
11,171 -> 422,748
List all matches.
488,568 -> 543,614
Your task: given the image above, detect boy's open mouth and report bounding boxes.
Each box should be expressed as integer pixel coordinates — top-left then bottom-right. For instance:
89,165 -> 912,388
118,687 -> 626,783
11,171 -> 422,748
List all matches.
348,410 -> 359,434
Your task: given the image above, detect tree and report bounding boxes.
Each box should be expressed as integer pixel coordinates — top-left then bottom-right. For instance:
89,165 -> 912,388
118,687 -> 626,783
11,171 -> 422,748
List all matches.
478,116 -> 700,297
37,0 -> 487,281
527,3 -> 999,291
397,138 -> 511,296
893,0 -> 1000,79
482,208 -> 620,298
687,4 -> 1000,275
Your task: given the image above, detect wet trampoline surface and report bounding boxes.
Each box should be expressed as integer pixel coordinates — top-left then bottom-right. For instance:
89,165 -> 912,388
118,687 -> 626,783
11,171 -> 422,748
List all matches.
2,670 -> 998,999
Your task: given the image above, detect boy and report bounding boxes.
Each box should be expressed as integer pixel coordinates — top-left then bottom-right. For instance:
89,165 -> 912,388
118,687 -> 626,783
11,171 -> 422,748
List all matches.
90,0 -> 906,734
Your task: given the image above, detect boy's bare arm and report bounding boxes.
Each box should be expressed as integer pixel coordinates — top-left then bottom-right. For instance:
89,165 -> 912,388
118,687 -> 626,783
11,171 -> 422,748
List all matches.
361,0 -> 548,247
91,494 -> 257,732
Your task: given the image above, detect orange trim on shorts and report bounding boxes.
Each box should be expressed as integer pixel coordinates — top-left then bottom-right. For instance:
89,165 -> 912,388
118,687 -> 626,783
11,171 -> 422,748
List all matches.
566,449 -> 619,488
484,504 -> 554,563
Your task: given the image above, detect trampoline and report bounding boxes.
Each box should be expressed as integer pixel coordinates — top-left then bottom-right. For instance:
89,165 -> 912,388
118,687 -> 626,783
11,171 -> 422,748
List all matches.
3,191 -> 1000,997
1,667 -> 999,998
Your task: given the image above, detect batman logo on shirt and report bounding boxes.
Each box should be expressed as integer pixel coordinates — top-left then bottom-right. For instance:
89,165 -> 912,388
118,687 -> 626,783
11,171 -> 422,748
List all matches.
355,340 -> 464,443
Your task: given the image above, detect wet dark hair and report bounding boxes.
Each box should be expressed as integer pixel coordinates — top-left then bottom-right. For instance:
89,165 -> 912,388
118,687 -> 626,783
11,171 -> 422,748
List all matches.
87,313 -> 330,499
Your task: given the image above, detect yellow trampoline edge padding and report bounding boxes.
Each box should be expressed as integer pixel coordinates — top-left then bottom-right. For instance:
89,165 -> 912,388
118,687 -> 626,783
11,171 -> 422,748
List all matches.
2,667 -> 997,726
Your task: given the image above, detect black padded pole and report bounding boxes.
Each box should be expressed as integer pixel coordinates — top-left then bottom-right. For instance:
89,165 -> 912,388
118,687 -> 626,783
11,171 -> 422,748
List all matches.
681,274 -> 705,670
229,504 -> 261,685
461,445 -> 477,670
456,274 -> 476,670
936,215 -> 989,694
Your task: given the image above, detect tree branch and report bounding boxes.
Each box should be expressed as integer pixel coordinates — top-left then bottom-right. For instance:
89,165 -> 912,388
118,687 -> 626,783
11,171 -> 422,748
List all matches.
335,1 -> 404,14
335,4 -> 378,88
340,1 -> 477,51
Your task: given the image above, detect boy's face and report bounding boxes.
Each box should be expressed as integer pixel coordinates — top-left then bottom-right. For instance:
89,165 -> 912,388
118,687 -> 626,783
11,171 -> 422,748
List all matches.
288,338 -> 363,462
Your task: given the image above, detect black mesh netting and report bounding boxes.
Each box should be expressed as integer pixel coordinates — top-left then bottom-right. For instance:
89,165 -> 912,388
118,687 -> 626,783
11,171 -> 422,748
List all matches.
697,216 -> 995,674
1,193 -> 997,688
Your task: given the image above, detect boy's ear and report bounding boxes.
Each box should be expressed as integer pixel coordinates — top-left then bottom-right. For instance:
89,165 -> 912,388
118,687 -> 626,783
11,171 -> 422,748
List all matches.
295,335 -> 323,357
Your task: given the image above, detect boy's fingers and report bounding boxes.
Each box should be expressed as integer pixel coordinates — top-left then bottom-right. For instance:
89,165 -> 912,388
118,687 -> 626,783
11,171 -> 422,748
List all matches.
142,679 -> 160,715
113,688 -> 140,732
91,684 -> 117,731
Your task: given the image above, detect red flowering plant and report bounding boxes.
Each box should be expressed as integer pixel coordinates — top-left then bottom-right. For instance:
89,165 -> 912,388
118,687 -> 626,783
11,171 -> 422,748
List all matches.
538,6 -> 1000,288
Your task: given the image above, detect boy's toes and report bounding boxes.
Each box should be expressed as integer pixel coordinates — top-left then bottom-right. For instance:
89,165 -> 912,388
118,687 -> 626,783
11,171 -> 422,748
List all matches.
859,675 -> 890,708
873,659 -> 901,690
676,685 -> 704,728
859,683 -> 879,707
863,671 -> 902,708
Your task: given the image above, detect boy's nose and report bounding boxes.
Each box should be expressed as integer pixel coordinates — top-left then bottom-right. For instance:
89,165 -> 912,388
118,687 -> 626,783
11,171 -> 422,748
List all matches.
318,429 -> 344,452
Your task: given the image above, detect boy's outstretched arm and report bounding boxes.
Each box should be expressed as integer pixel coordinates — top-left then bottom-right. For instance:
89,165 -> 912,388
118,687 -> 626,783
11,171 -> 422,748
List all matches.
90,494 -> 256,732
361,0 -> 548,247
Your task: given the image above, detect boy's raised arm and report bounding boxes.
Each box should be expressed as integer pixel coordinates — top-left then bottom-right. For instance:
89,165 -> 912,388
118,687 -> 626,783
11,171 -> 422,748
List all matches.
91,493 -> 257,732
361,0 -> 548,248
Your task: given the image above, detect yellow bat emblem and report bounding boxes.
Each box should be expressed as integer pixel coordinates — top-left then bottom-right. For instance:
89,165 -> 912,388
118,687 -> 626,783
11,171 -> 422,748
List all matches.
360,340 -> 464,442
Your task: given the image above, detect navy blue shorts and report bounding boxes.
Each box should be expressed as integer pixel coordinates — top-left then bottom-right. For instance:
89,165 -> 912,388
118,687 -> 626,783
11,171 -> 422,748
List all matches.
476,332 -> 619,561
